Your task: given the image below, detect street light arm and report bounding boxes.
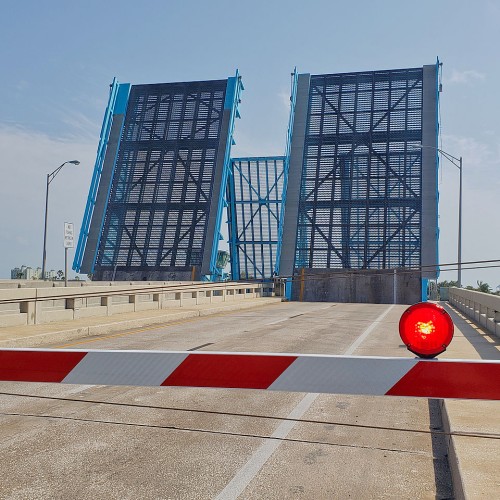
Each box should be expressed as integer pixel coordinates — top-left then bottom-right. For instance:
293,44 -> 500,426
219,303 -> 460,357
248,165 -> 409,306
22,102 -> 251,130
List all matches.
48,160 -> 80,184
417,145 -> 461,169
437,148 -> 461,168
416,144 -> 463,287
48,162 -> 68,184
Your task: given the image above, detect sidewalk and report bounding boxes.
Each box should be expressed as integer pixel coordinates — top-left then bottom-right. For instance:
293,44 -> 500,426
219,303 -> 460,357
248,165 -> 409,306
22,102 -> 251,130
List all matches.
440,303 -> 500,500
0,297 -> 281,348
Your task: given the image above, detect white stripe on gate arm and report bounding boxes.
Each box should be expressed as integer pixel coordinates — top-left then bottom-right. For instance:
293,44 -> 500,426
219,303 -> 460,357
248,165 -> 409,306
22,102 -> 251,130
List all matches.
269,356 -> 416,395
215,304 -> 394,500
63,351 -> 188,386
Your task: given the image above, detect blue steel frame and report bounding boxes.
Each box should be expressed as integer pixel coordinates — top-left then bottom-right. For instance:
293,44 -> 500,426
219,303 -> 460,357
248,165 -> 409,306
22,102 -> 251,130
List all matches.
274,68 -> 298,275
228,158 -> 240,279
422,57 -> 442,301
73,79 -> 130,272
227,156 -> 285,280
295,67 -> 425,272
94,78 -> 231,277
206,70 -> 244,280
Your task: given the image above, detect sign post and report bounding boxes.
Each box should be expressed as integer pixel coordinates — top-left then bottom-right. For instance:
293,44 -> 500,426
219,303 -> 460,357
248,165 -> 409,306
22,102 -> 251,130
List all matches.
64,223 -> 74,287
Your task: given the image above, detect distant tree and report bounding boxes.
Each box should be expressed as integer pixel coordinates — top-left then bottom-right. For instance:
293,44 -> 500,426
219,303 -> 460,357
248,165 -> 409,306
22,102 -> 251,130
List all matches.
476,281 -> 492,294
466,285 -> 475,290
56,270 -> 64,281
74,276 -> 80,281
438,280 -> 459,288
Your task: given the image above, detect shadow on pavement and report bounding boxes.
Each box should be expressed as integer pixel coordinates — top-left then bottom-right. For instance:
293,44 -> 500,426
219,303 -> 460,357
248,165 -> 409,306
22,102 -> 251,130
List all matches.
427,399 -> 454,500
441,302 -> 500,360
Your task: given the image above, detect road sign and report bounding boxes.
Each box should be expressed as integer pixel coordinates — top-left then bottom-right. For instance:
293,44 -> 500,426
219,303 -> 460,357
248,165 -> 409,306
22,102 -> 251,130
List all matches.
399,302 -> 454,358
0,349 -> 499,400
64,222 -> 74,248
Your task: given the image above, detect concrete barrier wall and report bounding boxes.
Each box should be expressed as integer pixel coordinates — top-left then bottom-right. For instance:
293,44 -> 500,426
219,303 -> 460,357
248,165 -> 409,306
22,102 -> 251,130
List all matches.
0,280 -> 195,290
291,269 -> 421,304
0,282 -> 271,327
449,287 -> 500,338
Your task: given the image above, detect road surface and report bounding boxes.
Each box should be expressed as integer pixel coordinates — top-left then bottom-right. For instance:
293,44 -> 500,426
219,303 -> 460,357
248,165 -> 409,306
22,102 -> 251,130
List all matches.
0,302 -> 457,499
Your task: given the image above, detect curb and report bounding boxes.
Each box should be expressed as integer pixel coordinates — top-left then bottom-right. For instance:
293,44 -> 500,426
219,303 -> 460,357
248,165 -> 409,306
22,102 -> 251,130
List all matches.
440,399 -> 466,500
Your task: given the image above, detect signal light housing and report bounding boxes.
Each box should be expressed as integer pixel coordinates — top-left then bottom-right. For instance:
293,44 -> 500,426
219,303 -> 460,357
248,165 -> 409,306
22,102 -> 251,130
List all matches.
399,302 -> 454,358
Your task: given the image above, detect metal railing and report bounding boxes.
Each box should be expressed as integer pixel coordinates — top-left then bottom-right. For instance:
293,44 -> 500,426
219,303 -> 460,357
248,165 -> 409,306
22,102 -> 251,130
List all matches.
0,281 -> 274,327
448,287 -> 500,338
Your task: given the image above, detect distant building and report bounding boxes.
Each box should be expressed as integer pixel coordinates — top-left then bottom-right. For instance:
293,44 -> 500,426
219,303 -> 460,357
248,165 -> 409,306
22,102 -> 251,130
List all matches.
10,267 -> 21,279
11,265 -> 40,279
44,270 -> 57,280
10,266 -> 56,280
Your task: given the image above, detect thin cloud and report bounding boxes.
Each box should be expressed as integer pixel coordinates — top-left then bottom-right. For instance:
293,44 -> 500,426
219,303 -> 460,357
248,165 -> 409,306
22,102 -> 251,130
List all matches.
437,134 -> 500,287
57,107 -> 101,142
0,125 -> 96,278
441,134 -> 500,174
15,80 -> 29,91
230,129 -> 284,158
446,69 -> 486,85
278,90 -> 291,110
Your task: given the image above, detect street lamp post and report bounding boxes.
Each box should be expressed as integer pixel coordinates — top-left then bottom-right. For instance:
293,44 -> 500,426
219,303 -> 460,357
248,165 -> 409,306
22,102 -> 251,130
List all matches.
418,145 -> 463,287
41,160 -> 80,281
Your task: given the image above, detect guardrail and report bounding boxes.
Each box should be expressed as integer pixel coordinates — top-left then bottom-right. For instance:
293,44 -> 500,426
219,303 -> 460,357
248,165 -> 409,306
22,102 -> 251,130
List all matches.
448,287 -> 500,338
0,282 -> 273,328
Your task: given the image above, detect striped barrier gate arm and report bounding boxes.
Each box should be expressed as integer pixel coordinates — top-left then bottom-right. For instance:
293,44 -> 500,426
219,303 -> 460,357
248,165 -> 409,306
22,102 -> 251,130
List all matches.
0,349 -> 499,401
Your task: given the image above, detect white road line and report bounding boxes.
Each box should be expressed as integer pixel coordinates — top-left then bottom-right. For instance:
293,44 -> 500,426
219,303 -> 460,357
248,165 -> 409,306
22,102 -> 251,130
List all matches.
344,304 -> 396,355
215,304 -> 395,500
63,385 -> 96,395
215,393 -> 318,500
265,318 -> 289,326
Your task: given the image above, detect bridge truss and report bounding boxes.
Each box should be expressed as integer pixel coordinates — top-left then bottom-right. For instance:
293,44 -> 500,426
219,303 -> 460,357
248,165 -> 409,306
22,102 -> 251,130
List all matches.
296,68 -> 424,270
74,74 -> 243,281
227,157 -> 285,280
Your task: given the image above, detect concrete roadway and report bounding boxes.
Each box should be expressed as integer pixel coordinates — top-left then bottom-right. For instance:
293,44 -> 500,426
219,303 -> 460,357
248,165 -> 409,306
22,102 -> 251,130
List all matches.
1,300 -> 487,499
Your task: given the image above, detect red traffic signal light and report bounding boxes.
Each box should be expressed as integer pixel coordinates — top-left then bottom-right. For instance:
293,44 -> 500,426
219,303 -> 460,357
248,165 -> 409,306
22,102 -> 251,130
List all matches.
399,302 -> 454,358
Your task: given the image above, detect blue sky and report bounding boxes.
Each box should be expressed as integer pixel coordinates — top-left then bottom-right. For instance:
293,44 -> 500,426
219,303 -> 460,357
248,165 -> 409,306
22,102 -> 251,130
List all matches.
1,0 -> 499,287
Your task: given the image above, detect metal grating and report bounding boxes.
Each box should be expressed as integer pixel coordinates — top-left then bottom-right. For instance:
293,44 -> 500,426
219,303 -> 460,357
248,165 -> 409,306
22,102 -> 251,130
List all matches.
296,68 -> 424,270
228,157 -> 285,279
95,80 -> 227,273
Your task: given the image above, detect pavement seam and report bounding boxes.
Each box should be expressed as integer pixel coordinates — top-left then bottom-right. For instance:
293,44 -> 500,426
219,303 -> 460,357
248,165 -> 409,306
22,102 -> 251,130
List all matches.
1,391 -> 498,440
0,410 -> 430,456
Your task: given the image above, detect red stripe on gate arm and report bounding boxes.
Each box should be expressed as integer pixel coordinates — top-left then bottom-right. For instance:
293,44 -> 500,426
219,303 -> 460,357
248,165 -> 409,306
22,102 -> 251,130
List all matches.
0,351 -> 87,383
386,361 -> 500,400
162,354 -> 297,389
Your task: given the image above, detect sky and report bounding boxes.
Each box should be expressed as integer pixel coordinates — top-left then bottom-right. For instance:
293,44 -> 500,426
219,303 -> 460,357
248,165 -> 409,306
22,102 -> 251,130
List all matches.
0,0 -> 499,287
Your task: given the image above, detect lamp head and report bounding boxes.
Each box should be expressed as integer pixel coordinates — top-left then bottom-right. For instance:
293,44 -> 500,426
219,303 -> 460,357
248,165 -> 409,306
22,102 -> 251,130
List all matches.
69,160 -> 80,165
